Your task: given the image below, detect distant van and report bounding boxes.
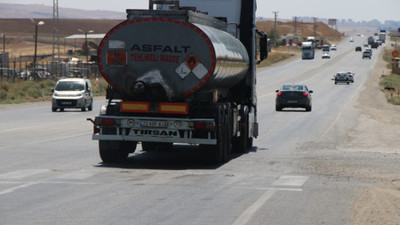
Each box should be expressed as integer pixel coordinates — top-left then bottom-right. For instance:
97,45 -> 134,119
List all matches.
51,78 -> 93,112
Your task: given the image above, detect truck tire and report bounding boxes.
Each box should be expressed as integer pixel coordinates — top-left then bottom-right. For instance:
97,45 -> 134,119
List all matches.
202,104 -> 228,164
225,105 -> 233,157
232,106 -> 249,153
99,140 -> 136,163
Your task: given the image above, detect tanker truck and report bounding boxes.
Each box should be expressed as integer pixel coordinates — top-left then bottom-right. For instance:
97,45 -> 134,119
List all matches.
88,0 -> 268,164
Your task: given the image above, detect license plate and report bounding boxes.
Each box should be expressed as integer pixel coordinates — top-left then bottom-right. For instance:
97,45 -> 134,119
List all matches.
140,120 -> 168,128
287,100 -> 298,103
61,101 -> 72,105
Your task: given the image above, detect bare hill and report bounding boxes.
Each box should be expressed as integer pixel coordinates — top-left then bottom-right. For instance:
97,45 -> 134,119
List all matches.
0,18 -> 123,36
0,3 -> 125,20
257,20 -> 344,41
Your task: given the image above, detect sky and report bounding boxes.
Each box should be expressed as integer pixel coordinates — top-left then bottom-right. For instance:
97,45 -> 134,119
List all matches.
0,0 -> 398,22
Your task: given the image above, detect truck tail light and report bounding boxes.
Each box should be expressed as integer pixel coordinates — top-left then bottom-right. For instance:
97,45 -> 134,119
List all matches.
100,118 -> 116,126
192,121 -> 215,130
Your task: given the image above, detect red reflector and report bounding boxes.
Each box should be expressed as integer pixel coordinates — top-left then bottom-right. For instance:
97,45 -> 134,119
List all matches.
194,122 -> 215,130
120,101 -> 150,113
101,118 -> 115,126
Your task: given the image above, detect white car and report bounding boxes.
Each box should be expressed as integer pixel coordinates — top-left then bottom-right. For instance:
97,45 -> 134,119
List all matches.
344,71 -> 355,83
322,52 -> 330,59
330,45 -> 337,51
52,78 -> 93,112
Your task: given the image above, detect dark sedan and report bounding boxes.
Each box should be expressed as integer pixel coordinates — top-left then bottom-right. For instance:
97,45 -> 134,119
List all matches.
275,84 -> 313,111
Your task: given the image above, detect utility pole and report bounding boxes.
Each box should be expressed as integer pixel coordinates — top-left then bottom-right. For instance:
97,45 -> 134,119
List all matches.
53,0 -> 60,67
313,17 -> 318,37
273,11 -> 279,46
33,21 -> 45,80
78,29 -> 94,77
1,34 -> 5,53
293,16 -> 298,35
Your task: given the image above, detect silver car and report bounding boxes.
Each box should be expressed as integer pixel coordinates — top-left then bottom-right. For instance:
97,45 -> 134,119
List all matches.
52,78 -> 93,112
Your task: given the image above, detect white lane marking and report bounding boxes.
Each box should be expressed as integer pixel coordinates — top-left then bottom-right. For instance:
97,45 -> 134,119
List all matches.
236,187 -> 303,192
272,175 -> 308,187
232,189 -> 278,225
0,169 -> 50,179
0,182 -> 38,196
27,132 -> 90,145
0,132 -> 90,150
56,170 -> 97,180
232,176 -> 308,225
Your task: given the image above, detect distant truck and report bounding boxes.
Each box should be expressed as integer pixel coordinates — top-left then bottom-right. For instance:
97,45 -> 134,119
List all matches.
378,31 -> 386,43
306,36 -> 316,47
368,36 -> 375,45
302,42 -> 315,59
88,0 -> 268,164
362,48 -> 372,59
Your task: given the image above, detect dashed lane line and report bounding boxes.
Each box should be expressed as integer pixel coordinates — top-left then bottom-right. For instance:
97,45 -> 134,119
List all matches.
232,175 -> 309,225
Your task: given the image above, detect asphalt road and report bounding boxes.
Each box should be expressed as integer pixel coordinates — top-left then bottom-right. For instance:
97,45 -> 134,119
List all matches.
0,36 -> 393,225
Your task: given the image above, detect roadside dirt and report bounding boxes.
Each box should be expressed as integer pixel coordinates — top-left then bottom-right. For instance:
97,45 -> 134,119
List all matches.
347,46 -> 400,225
297,43 -> 400,224
347,48 -> 400,224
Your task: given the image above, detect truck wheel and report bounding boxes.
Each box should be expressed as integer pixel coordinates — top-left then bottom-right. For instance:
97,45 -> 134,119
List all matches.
52,107 -> 57,112
203,105 -> 228,164
88,102 -> 93,111
225,106 -> 233,157
142,142 -> 173,151
247,138 -> 253,149
99,140 -> 135,163
232,106 -> 249,153
306,105 -> 312,112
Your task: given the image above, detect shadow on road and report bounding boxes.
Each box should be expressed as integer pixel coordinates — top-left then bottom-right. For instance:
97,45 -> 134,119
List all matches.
96,144 -> 254,170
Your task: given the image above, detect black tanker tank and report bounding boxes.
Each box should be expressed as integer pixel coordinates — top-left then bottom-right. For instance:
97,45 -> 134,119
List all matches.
98,9 -> 249,101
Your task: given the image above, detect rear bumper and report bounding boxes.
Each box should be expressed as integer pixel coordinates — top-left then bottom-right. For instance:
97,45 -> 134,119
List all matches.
52,97 -> 86,108
92,116 -> 217,145
276,98 -> 310,108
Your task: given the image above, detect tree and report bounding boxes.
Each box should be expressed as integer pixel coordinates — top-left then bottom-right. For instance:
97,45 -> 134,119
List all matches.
268,29 -> 279,46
